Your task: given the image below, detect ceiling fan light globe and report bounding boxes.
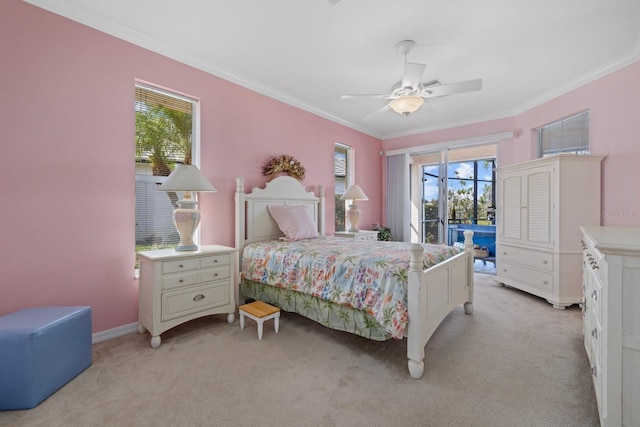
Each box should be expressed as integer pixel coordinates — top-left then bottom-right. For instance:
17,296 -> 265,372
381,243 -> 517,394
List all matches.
389,96 -> 424,115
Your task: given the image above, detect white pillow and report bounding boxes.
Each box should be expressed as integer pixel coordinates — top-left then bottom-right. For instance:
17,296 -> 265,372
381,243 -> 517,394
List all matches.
267,204 -> 319,241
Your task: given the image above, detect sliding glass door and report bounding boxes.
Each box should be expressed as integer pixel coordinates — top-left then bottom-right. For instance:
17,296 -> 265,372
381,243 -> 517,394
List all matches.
411,151 -> 446,244
410,145 -> 496,245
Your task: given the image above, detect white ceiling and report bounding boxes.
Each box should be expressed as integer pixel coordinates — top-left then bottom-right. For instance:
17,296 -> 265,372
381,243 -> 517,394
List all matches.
27,0 -> 640,140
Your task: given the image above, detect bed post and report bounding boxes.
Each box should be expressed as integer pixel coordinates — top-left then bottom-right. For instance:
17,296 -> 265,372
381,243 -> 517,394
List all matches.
234,177 -> 246,305
463,230 -> 474,315
407,243 -> 426,379
318,185 -> 325,236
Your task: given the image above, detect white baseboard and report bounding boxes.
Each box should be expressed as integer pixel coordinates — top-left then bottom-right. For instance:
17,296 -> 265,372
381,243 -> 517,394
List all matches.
92,322 -> 139,344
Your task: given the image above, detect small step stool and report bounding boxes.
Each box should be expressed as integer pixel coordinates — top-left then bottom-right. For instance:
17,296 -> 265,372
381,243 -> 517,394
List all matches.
239,301 -> 280,340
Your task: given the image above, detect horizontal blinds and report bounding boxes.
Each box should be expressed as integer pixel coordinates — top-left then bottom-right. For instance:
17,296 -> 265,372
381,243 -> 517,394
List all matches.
135,85 -> 194,114
539,111 -> 589,156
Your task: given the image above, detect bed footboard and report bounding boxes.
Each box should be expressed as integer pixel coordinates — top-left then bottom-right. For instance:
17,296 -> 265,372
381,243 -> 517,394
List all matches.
406,230 -> 474,379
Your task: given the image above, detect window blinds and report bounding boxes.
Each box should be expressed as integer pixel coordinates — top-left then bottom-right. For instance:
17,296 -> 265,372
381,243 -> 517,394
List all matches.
538,111 -> 589,156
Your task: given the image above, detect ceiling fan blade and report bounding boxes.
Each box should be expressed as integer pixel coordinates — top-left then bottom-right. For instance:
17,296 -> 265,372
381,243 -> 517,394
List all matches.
362,103 -> 391,121
421,79 -> 482,98
341,94 -> 392,99
401,62 -> 426,90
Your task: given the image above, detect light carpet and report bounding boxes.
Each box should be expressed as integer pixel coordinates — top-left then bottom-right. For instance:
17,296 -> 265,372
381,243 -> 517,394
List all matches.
0,274 -> 599,427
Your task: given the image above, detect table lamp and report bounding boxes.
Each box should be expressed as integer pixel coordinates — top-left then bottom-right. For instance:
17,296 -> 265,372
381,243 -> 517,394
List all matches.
340,184 -> 369,232
159,164 -> 217,251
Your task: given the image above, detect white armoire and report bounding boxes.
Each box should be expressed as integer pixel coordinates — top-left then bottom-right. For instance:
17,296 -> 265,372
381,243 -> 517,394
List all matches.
495,154 -> 603,308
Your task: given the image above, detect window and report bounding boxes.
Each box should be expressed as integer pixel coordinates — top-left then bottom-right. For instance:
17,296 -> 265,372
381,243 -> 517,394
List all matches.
445,159 -> 496,225
334,143 -> 352,231
135,83 -> 198,267
538,111 -> 589,157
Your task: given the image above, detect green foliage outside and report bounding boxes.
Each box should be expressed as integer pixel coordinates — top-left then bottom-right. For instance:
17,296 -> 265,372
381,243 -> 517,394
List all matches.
334,194 -> 346,231
446,160 -> 494,224
135,94 -> 193,265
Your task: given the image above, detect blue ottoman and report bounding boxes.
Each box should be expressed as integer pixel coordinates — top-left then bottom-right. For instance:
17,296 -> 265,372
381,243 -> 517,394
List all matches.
0,306 -> 92,410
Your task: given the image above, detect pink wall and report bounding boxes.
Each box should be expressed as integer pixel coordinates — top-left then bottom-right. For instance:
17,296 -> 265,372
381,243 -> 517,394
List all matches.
383,62 -> 640,228
0,1 -> 382,332
511,61 -> 640,226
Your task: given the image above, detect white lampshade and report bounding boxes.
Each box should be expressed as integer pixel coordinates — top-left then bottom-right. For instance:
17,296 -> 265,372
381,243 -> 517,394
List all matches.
340,184 -> 368,232
159,164 -> 216,251
159,164 -> 217,192
340,184 -> 368,201
389,96 -> 424,116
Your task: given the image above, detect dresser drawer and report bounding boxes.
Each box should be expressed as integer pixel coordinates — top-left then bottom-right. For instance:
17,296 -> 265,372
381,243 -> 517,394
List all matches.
588,314 -> 602,363
586,274 -> 602,323
162,258 -> 199,274
200,265 -> 230,282
497,244 -> 553,271
200,254 -> 230,268
162,272 -> 199,290
498,260 -> 554,292
581,241 -> 602,280
590,344 -> 602,415
162,283 -> 230,321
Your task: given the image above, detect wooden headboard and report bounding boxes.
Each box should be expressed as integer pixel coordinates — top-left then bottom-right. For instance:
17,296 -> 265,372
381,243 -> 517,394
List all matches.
234,176 -> 325,256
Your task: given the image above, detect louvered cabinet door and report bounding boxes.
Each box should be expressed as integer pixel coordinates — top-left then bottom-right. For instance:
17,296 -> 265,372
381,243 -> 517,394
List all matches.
524,166 -> 553,248
500,173 -> 522,242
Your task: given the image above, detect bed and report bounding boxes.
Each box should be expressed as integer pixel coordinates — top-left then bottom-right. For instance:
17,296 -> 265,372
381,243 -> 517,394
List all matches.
234,176 -> 475,379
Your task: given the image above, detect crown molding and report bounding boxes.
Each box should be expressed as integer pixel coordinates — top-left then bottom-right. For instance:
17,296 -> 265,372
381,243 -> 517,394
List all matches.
24,0 -> 640,142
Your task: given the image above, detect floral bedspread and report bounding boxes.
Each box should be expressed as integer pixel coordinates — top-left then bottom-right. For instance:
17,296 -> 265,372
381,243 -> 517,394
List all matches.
241,237 -> 461,339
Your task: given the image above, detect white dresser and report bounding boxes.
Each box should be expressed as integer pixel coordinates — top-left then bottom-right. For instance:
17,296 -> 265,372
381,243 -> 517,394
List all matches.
137,245 -> 237,348
334,230 -> 379,241
580,226 -> 640,427
495,155 -> 602,308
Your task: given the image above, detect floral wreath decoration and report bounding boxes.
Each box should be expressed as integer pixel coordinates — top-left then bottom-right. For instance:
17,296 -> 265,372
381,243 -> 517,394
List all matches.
261,154 -> 306,181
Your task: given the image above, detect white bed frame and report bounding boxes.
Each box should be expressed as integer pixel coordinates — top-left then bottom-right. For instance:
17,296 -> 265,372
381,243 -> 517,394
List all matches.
235,176 -> 474,379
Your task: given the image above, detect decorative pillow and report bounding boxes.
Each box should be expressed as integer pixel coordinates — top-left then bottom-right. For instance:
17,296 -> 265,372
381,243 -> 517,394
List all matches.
267,204 -> 319,241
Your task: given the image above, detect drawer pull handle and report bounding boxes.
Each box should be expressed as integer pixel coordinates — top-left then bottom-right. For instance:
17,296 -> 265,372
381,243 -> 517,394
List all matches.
543,260 -> 548,264
178,279 -> 184,283
214,259 -> 218,263
591,290 -> 598,301
214,273 -> 218,277
178,264 -> 184,268
591,328 -> 598,340
193,294 -> 205,302
591,366 -> 598,378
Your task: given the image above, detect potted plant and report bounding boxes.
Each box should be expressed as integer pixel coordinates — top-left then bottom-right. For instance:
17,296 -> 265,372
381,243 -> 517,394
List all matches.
372,224 -> 394,241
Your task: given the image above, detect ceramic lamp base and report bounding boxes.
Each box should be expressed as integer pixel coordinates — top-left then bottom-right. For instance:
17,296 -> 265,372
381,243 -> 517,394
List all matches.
173,199 -> 200,251
347,203 -> 360,233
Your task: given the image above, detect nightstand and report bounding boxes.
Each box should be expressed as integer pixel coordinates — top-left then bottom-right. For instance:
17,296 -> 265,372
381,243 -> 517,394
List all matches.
137,245 -> 237,348
334,230 -> 379,241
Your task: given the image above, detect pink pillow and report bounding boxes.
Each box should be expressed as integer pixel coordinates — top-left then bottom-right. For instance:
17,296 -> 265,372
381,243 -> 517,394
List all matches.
267,204 -> 319,241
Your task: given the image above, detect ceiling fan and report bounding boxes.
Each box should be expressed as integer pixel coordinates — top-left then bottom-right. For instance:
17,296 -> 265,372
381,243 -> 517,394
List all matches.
341,40 -> 482,120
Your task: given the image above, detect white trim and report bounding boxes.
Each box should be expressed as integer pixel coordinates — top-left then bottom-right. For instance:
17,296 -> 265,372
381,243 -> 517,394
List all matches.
92,322 -> 139,344
383,132 -> 514,157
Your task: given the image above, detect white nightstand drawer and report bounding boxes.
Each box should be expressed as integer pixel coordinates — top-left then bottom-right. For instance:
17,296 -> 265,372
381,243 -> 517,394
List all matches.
162,272 -> 199,290
162,258 -> 199,274
335,230 -> 378,241
200,254 -> 230,268
200,265 -> 230,282
162,283 -> 230,321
